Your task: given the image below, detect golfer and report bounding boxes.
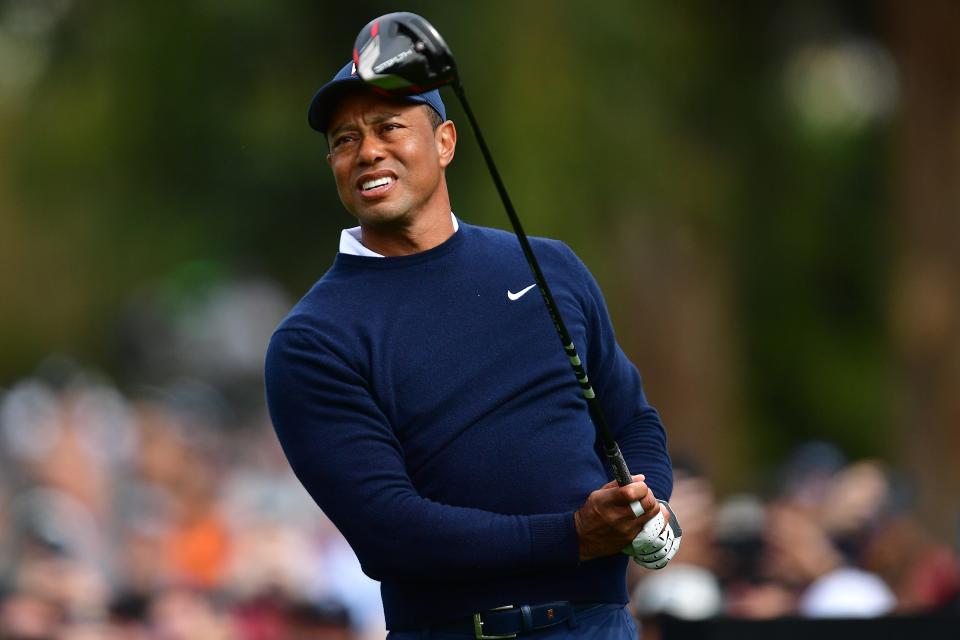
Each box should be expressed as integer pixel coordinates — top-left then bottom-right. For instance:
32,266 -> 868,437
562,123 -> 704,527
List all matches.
265,61 -> 680,639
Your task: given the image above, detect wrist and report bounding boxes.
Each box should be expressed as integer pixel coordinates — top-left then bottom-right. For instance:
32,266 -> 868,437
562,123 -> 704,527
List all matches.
573,507 -> 588,561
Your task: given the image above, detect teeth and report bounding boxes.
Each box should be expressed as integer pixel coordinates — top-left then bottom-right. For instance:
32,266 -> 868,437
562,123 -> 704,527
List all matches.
362,176 -> 393,191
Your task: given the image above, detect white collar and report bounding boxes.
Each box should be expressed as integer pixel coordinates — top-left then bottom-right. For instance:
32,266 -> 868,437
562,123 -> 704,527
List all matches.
339,212 -> 459,257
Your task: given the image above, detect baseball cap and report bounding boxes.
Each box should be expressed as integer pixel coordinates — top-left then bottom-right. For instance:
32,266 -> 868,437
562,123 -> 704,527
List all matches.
307,61 -> 447,134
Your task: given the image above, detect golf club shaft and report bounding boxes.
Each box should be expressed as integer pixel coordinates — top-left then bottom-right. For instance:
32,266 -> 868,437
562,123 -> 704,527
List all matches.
451,82 -> 638,494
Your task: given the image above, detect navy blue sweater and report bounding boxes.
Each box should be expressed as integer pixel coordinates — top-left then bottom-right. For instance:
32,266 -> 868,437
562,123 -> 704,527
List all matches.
264,222 -> 671,629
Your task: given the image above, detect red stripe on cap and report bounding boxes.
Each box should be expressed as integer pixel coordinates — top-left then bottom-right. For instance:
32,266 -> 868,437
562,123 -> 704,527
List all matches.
352,47 -> 359,71
371,20 -> 379,37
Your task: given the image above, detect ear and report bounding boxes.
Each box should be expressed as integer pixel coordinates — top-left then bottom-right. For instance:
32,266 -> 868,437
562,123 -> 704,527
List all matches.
326,150 -> 333,167
436,120 -> 457,168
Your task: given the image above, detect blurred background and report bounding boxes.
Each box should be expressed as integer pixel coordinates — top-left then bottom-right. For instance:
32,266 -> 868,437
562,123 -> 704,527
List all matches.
1,0 -> 959,637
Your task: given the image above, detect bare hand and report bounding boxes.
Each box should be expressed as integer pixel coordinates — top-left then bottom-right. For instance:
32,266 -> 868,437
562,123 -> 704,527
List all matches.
574,474 -> 660,561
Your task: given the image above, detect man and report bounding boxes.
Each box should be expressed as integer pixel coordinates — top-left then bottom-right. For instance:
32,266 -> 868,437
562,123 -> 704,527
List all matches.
264,61 -> 679,638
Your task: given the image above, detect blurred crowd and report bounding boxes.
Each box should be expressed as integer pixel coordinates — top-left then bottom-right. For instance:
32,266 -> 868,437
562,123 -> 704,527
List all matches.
2,335 -> 959,640
2,372 -> 958,640
0,368 -> 384,640
0,277 -> 389,639
629,443 -> 960,638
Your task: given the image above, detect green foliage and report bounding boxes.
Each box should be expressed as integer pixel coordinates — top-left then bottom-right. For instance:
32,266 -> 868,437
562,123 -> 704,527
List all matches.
0,0 -> 892,461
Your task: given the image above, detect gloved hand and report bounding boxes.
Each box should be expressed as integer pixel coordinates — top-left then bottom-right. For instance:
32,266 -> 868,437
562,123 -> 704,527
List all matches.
623,500 -> 682,569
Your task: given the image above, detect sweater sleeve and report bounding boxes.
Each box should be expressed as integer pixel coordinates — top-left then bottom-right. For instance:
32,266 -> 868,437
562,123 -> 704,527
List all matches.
264,327 -> 580,582
559,245 -> 673,502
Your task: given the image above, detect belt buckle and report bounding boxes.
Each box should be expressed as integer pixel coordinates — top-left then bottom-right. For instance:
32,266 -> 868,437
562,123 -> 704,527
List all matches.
473,605 -> 517,640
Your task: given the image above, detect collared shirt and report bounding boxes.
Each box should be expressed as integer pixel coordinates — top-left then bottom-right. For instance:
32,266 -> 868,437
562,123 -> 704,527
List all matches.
338,212 -> 460,257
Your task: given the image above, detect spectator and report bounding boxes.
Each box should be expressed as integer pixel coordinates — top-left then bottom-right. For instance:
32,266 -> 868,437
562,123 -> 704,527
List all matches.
2,366 -> 957,636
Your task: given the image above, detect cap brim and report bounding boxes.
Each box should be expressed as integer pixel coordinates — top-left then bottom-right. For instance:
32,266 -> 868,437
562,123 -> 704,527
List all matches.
307,73 -> 445,134
307,77 -> 366,134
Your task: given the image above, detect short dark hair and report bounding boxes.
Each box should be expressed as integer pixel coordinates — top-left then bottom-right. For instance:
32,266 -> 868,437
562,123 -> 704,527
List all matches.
425,105 -> 443,130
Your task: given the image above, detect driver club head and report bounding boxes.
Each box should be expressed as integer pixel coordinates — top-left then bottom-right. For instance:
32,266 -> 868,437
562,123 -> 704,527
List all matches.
353,12 -> 458,95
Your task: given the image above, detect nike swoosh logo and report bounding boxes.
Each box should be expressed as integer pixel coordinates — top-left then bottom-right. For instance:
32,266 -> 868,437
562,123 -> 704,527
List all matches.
507,284 -> 537,301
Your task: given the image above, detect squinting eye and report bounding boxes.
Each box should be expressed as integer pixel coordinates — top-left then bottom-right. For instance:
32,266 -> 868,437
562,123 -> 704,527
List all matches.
333,135 -> 354,148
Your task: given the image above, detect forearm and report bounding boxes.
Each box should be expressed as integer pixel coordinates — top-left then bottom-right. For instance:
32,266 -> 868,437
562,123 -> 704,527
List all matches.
592,347 -> 672,500
613,408 -> 673,501
304,468 -> 579,582
557,242 -> 673,500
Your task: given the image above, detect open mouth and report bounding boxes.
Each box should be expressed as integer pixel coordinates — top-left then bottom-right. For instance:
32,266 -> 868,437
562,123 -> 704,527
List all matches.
362,176 -> 393,191
357,175 -> 396,199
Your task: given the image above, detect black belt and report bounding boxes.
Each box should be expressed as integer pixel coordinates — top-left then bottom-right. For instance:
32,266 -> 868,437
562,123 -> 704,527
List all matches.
434,602 -> 602,639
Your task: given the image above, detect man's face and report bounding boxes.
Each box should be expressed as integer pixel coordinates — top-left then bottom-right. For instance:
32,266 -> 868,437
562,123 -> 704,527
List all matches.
325,90 -> 454,228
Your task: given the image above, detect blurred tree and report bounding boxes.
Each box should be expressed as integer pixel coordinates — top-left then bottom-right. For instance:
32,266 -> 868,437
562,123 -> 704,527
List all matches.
0,1 -> 936,516
730,1 -> 895,476
886,0 -> 960,541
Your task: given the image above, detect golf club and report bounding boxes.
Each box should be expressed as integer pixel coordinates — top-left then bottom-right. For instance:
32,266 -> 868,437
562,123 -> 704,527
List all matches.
353,12 -> 645,518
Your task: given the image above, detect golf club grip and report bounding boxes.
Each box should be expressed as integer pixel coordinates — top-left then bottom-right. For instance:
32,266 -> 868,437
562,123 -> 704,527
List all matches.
606,444 -> 633,486
607,444 -> 644,517
452,83 -> 641,505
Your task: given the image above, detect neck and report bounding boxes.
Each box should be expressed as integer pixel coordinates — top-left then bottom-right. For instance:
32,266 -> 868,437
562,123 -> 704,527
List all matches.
360,190 -> 454,257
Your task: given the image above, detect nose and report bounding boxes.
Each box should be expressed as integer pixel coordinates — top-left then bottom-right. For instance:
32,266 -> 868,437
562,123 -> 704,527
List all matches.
357,132 -> 385,165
